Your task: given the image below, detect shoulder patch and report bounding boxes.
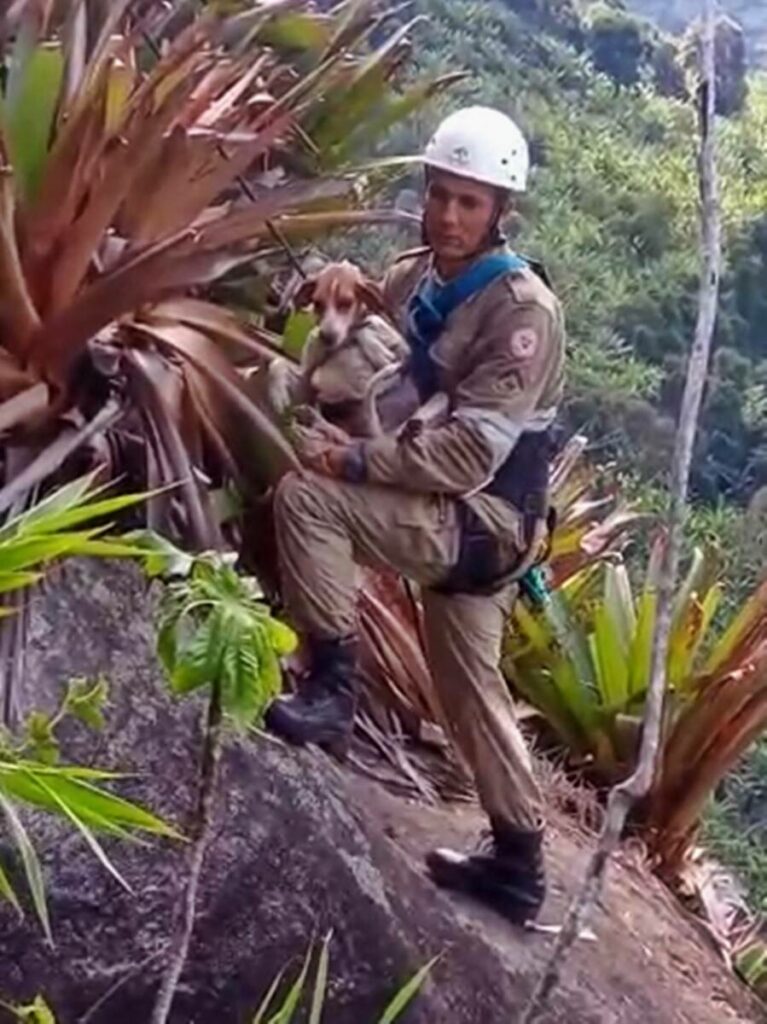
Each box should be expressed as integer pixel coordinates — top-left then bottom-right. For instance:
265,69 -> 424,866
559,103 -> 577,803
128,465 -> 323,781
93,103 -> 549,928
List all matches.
510,326 -> 539,360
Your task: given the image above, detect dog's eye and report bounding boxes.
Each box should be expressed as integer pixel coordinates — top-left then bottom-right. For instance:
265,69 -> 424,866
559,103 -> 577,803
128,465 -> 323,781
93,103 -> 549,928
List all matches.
314,300 -> 326,315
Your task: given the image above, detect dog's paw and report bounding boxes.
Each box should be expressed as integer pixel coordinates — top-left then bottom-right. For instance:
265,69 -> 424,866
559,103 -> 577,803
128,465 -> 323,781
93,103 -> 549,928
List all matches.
267,358 -> 298,413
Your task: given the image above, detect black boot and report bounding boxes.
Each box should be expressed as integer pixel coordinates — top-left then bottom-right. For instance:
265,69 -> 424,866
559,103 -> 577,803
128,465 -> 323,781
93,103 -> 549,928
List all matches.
264,636 -> 359,759
425,819 -> 546,924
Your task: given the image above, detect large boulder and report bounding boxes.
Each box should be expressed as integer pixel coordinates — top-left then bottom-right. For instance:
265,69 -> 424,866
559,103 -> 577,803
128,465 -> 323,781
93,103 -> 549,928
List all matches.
0,560 -> 761,1024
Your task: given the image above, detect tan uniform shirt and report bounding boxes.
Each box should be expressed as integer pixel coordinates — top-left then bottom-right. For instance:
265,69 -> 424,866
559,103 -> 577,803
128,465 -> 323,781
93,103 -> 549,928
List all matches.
356,246 -> 565,512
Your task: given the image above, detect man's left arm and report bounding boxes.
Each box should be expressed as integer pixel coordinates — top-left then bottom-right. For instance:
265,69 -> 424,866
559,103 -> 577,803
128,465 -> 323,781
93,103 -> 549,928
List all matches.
336,302 -> 560,494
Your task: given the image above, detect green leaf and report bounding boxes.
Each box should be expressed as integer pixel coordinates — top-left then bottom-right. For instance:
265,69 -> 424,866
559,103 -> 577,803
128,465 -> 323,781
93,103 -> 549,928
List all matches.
0,570 -> 43,595
282,310 -> 316,359
23,712 -> 59,766
258,12 -> 332,53
251,966 -> 287,1024
603,561 -> 636,656
0,532 -> 105,574
0,856 -> 23,920
266,619 -> 298,658
267,943 -> 314,1024
309,18 -> 421,158
63,677 -> 109,731
376,956 -> 439,1024
0,763 -> 179,838
593,601 -> 629,710
157,616 -> 180,676
3,43 -> 64,203
220,622 -> 265,727
308,931 -> 332,1024
0,792 -> 51,944
333,73 -> 465,165
26,770 -> 133,893
13,488 -> 154,537
171,613 -> 222,695
629,587 -> 657,698
4,993 -> 57,1023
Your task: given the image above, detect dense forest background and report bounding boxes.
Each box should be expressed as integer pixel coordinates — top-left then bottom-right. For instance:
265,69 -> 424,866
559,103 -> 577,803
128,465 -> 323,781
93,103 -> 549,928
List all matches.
630,0 -> 767,66
362,0 -> 767,909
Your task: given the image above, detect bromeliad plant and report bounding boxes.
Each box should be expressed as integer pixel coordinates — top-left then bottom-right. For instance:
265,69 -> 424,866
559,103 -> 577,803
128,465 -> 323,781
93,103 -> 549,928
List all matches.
0,0 -> 456,549
503,534 -> 767,873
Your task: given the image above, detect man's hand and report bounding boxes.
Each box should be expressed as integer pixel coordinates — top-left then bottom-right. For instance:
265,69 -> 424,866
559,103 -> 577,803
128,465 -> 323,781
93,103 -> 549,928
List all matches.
292,421 -> 350,478
292,405 -> 350,443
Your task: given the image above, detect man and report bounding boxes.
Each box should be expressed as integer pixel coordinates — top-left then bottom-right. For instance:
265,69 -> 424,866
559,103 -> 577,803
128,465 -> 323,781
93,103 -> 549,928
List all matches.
265,106 -> 565,925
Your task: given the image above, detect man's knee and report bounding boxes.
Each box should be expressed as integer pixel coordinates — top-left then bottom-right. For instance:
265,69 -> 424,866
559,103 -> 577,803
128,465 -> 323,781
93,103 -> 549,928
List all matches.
273,470 -> 339,524
274,470 -> 308,521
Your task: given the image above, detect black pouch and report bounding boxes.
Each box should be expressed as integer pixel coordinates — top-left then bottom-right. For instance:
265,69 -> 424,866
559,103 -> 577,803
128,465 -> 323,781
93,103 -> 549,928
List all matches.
435,502 -> 523,596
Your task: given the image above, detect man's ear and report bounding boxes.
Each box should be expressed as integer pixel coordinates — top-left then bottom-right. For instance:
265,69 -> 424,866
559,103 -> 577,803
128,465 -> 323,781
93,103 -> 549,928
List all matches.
355,278 -> 388,317
294,276 -> 317,308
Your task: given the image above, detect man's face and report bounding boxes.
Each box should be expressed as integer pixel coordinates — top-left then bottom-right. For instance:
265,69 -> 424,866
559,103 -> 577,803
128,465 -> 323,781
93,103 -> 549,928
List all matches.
423,169 -> 500,262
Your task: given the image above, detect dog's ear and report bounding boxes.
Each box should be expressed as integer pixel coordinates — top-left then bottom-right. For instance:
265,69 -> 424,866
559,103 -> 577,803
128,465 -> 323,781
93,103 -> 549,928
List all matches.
293,276 -> 317,309
355,278 -> 389,317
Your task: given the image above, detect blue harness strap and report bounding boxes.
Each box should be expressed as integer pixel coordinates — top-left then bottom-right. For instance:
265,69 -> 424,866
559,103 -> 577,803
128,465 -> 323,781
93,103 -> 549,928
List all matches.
406,250 -> 528,400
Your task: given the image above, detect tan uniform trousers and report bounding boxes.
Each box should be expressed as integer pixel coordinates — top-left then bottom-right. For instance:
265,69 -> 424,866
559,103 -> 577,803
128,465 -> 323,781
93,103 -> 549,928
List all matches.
274,470 -> 543,832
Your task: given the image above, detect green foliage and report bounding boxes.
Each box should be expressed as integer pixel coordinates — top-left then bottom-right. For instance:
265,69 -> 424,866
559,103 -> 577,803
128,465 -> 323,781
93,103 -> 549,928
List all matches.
147,546 -> 297,728
703,740 -> 767,912
0,942 -> 436,1024
583,3 -> 651,87
367,0 -> 767,504
0,676 -> 177,943
0,475 -> 176,940
0,473 -> 155,593
2,39 -> 64,202
734,935 -> 767,999
681,15 -> 749,117
0,994 -> 56,1023
252,933 -> 437,1024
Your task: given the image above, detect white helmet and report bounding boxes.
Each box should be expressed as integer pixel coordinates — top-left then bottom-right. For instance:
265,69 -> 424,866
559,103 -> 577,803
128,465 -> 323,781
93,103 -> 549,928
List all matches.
423,106 -> 530,192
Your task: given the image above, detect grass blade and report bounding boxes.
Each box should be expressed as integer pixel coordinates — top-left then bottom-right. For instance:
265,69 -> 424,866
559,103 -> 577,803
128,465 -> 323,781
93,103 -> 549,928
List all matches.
376,956 -> 439,1024
251,966 -> 287,1024
267,944 -> 314,1024
0,764 -> 180,838
308,931 -> 332,1024
0,791 -> 51,943
0,856 -> 23,920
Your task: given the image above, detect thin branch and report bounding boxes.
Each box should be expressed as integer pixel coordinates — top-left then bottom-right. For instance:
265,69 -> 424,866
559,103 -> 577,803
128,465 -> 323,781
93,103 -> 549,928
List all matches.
151,679 -> 224,1024
519,2 -> 721,1019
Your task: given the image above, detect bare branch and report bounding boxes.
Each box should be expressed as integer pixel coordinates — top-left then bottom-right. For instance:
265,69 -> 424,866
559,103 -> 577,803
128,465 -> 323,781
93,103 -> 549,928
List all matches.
519,1 -> 721,1019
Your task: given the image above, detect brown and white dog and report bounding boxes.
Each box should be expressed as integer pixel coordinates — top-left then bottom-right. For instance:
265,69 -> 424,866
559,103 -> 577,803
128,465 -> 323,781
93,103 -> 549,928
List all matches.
267,261 -> 411,437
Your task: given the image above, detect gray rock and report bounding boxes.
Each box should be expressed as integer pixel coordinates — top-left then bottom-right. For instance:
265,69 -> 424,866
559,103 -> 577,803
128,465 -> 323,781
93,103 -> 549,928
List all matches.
0,560 -> 759,1024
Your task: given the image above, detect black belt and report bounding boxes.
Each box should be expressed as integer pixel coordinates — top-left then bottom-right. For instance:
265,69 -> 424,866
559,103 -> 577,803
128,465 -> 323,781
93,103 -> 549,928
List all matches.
434,427 -> 555,596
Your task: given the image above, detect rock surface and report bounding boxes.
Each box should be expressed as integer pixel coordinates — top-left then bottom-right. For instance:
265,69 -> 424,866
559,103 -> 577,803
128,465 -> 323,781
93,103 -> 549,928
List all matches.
0,559 -> 761,1024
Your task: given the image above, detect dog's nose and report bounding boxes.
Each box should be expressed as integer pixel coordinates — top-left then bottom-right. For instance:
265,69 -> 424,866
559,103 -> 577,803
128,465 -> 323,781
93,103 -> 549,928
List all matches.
318,329 -> 339,347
